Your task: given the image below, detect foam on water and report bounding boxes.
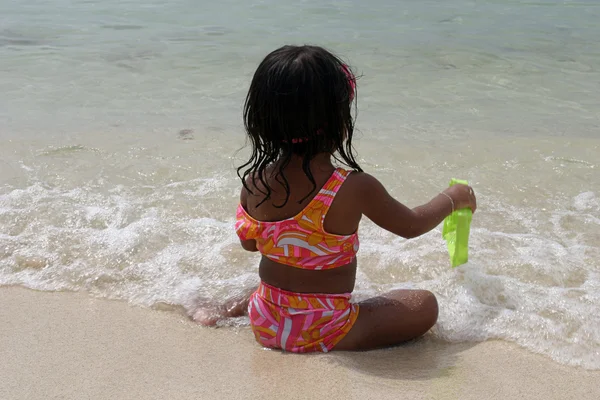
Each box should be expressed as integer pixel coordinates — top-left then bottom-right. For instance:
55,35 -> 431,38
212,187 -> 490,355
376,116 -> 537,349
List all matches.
1,158 -> 599,369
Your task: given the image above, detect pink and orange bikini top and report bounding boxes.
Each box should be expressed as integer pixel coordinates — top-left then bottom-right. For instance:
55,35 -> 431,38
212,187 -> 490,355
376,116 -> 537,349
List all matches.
235,168 -> 359,270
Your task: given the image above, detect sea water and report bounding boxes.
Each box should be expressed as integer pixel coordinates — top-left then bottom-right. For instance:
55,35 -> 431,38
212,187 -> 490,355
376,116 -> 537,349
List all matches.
1,0 -> 599,369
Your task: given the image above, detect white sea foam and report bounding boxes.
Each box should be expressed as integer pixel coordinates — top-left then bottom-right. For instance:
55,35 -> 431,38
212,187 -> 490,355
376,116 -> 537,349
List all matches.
1,174 -> 598,368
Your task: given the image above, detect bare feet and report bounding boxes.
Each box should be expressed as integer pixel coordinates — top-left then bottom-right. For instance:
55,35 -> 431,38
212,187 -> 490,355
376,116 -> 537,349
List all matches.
192,294 -> 252,326
192,307 -> 223,326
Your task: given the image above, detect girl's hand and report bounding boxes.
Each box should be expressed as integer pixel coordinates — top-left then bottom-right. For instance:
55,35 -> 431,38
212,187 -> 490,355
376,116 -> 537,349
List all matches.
443,184 -> 477,214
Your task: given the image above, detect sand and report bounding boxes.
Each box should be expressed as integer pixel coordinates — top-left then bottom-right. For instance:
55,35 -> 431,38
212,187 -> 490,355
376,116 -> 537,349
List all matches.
1,287 -> 598,400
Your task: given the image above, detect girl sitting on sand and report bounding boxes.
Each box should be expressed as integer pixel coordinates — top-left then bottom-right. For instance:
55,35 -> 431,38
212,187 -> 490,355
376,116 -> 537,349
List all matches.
196,45 -> 477,352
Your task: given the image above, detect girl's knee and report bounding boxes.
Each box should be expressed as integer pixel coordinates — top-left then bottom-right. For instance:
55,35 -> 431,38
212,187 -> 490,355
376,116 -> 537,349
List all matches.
418,290 -> 439,326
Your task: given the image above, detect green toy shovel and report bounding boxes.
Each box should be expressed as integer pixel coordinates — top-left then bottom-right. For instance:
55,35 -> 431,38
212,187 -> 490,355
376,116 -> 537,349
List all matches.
442,179 -> 473,267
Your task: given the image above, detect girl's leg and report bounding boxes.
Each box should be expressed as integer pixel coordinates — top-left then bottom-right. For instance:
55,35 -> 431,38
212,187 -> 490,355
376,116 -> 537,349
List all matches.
334,289 -> 438,351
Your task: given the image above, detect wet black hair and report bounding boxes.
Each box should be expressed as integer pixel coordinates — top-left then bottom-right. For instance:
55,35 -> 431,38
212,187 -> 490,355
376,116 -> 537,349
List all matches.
237,45 -> 363,207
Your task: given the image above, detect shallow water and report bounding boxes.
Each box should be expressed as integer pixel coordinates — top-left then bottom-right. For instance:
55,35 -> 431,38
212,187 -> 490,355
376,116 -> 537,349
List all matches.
1,0 -> 599,368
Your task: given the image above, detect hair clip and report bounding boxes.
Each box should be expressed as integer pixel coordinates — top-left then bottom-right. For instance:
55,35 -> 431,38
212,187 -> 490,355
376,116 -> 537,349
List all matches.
342,64 -> 356,101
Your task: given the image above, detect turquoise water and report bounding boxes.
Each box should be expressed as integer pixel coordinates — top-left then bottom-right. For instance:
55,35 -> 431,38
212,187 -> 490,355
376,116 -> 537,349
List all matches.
2,0 -> 599,139
1,0 -> 599,368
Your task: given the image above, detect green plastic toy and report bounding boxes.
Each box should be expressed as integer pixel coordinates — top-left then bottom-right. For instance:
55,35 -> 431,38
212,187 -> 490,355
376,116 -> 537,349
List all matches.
442,178 -> 473,267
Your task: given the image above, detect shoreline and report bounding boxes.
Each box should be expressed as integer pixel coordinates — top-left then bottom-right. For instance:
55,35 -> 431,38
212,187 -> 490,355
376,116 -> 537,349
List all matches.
1,286 -> 598,400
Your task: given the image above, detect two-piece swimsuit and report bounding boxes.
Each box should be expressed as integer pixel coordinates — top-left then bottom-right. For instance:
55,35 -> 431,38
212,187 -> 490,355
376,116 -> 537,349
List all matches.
235,168 -> 359,352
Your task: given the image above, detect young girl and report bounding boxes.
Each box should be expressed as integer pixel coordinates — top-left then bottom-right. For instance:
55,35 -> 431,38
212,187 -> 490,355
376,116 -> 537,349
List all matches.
196,45 -> 477,352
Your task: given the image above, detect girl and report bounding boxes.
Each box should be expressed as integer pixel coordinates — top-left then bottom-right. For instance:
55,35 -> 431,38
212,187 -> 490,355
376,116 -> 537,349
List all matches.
197,45 -> 477,352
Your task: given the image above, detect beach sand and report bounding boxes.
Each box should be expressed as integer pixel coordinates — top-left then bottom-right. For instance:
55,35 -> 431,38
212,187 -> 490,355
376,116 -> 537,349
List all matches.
1,287 -> 598,400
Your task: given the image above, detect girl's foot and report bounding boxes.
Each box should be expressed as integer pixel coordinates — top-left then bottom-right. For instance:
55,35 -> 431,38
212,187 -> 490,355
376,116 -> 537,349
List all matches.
192,295 -> 251,326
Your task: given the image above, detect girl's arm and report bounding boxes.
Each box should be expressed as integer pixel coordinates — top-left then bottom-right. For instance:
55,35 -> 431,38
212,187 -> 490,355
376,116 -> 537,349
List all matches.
240,237 -> 258,252
352,173 -> 476,239
239,187 -> 259,252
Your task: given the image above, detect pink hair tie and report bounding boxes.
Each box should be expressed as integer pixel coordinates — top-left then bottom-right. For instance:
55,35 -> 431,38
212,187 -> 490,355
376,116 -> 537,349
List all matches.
342,64 -> 356,101
290,128 -> 323,144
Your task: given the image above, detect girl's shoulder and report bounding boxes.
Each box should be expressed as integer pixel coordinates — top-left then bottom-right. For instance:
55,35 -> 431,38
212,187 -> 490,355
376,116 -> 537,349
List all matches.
343,170 -> 382,195
337,170 -> 393,212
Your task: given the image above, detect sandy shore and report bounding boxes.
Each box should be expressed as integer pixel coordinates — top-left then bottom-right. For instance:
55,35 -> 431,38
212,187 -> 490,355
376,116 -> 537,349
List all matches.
1,287 -> 598,400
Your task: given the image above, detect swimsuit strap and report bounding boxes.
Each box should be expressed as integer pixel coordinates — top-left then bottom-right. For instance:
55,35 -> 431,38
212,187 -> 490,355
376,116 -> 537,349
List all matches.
301,168 -> 350,230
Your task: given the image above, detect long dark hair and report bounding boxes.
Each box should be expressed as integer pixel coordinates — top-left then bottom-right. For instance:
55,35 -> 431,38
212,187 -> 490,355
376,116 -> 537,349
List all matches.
237,45 -> 363,207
